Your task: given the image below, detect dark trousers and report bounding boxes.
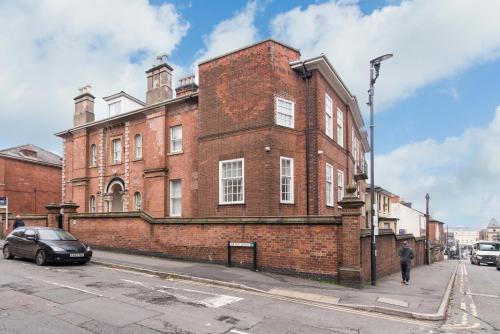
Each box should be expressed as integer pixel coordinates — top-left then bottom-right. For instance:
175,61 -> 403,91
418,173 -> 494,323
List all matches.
400,261 -> 411,282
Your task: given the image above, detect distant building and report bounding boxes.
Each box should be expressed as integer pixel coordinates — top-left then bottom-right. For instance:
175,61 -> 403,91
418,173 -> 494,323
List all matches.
484,218 -> 500,242
365,185 -> 398,233
390,197 -> 426,237
0,144 -> 62,214
449,228 -> 479,247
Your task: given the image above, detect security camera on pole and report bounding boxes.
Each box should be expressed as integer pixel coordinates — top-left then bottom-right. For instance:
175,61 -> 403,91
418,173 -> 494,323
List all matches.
367,53 -> 393,286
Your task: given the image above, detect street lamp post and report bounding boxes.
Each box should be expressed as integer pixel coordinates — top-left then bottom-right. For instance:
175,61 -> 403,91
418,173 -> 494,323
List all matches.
425,193 -> 430,265
368,53 -> 393,286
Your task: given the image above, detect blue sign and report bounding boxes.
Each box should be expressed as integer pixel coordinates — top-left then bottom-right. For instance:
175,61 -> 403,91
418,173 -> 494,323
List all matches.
0,196 -> 7,207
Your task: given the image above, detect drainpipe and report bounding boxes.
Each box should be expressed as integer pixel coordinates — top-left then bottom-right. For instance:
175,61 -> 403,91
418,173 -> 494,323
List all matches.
300,63 -> 312,215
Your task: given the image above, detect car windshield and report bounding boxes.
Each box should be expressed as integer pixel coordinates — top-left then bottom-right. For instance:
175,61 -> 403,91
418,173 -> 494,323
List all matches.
38,229 -> 77,241
478,243 -> 500,251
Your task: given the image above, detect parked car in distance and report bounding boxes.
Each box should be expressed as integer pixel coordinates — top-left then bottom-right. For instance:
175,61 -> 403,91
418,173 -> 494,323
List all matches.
2,227 -> 92,266
497,255 -> 500,271
470,241 -> 500,266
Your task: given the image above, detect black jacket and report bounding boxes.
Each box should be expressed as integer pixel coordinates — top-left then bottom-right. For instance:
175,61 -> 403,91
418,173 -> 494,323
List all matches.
13,218 -> 25,229
399,245 -> 415,263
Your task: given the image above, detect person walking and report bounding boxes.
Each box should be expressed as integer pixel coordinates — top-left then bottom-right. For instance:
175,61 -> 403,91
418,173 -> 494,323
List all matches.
13,215 -> 25,229
399,241 -> 415,285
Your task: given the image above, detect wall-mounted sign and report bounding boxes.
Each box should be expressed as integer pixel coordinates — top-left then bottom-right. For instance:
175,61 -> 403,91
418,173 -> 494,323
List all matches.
0,196 -> 7,208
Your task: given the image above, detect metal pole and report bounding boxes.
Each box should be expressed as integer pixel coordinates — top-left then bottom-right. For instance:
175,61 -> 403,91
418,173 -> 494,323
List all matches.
425,193 -> 430,265
369,64 -> 377,286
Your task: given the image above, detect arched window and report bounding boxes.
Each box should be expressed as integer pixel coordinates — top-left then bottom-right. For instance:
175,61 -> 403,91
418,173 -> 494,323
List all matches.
135,134 -> 142,159
89,195 -> 96,213
90,144 -> 97,167
134,192 -> 141,211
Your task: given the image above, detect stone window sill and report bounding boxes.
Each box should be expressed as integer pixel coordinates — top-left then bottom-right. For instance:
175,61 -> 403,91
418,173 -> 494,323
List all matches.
168,151 -> 184,156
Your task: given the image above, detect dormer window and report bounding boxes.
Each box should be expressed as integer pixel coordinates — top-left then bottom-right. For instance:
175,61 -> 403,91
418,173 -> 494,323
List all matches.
20,149 -> 37,158
109,101 -> 122,116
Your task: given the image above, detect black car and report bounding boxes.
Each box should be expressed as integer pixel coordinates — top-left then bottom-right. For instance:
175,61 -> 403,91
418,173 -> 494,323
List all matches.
2,227 -> 92,265
497,255 -> 500,271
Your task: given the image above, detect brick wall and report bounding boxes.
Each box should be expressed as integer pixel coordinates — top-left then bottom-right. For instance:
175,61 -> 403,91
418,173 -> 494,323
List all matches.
68,213 -> 342,279
360,230 -> 425,283
0,214 -> 48,238
0,157 -> 61,215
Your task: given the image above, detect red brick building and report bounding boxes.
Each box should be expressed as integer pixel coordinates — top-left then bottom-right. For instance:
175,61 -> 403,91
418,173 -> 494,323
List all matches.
57,40 -> 369,218
0,144 -> 62,214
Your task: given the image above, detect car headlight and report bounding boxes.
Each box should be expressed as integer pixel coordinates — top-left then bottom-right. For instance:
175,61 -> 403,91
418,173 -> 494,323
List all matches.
51,246 -> 65,252
86,246 -> 91,251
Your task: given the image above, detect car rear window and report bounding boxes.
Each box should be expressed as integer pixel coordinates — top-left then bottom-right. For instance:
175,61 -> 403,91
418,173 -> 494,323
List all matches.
38,229 -> 77,241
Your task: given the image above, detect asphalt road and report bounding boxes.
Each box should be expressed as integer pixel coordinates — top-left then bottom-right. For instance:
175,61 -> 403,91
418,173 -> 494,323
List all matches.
0,257 -> 498,333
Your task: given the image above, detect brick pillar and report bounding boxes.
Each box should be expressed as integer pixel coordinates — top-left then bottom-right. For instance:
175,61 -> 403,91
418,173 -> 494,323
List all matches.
46,203 -> 61,228
60,202 -> 79,232
338,183 -> 364,288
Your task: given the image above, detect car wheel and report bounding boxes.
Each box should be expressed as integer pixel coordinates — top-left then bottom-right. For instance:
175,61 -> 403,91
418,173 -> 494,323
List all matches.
3,245 -> 14,260
35,250 -> 46,266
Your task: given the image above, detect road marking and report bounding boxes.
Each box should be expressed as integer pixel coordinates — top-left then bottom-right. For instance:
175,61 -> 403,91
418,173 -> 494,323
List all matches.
101,265 -> 437,327
230,330 -> 250,334
42,280 -> 104,297
199,295 -> 243,308
466,292 -> 498,298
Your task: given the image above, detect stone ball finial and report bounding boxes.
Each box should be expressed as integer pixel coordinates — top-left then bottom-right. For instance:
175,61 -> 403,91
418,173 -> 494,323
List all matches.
345,182 -> 358,197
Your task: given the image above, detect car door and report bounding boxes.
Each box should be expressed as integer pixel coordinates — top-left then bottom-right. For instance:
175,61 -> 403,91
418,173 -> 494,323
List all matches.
16,229 -> 37,258
8,228 -> 26,256
22,229 -> 39,259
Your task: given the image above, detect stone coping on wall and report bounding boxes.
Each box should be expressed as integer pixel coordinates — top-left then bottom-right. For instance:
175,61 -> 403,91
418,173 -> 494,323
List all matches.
360,228 -> 425,241
72,211 -> 342,225
2,213 -> 48,220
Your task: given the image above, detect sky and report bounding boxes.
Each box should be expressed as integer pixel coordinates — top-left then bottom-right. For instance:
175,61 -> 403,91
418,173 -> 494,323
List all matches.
1,0 -> 500,228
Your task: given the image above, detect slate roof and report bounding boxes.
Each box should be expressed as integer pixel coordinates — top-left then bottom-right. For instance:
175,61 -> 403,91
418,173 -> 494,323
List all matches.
0,144 -> 62,167
488,218 -> 498,228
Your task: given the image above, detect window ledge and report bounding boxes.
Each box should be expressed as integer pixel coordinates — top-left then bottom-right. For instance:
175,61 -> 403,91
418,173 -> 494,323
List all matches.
110,162 -> 122,166
280,201 -> 295,205
132,158 -> 143,162
168,151 -> 184,156
218,203 -> 245,206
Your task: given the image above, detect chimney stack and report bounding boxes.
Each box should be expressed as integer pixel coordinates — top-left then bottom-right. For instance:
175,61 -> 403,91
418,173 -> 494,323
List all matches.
146,54 -> 173,105
175,75 -> 198,97
73,85 -> 95,127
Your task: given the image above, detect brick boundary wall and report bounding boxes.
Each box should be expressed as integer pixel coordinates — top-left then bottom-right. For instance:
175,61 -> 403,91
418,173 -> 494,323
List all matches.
0,213 -> 48,238
360,229 -> 426,283
68,212 -> 343,280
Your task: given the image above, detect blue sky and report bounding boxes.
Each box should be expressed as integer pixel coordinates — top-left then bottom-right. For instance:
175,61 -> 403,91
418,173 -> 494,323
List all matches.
1,0 -> 500,228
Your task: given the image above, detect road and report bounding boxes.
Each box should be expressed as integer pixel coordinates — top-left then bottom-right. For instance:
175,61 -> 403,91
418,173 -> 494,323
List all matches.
0,257 -> 498,333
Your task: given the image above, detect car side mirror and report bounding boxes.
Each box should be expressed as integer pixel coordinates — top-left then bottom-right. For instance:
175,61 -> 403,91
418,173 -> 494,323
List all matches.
25,233 -> 37,241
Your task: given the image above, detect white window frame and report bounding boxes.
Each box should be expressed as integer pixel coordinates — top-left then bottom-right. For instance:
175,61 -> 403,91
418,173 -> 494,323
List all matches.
280,157 -> 294,204
112,138 -> 121,164
89,195 -> 96,213
275,97 -> 294,128
170,125 -> 183,154
326,163 -> 334,207
337,108 -> 344,147
219,158 -> 245,205
90,144 -> 97,167
109,101 -> 122,116
169,180 -> 182,216
134,192 -> 141,211
337,169 -> 345,202
134,134 -> 142,159
325,94 -> 333,139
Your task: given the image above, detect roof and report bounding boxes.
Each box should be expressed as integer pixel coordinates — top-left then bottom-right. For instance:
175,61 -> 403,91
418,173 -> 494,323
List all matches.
55,92 -> 198,137
198,39 -> 301,66
429,218 -> 445,225
0,144 -> 62,167
366,185 -> 396,197
102,91 -> 145,106
488,218 -> 499,228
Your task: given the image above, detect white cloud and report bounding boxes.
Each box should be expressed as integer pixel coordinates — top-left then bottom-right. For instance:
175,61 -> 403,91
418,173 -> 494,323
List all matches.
376,107 -> 500,228
0,0 -> 189,153
271,0 -> 500,111
194,1 -> 259,65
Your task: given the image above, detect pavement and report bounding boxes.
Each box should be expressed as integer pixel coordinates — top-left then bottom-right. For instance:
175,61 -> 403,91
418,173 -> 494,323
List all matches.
0,239 -> 458,321
89,248 -> 458,319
